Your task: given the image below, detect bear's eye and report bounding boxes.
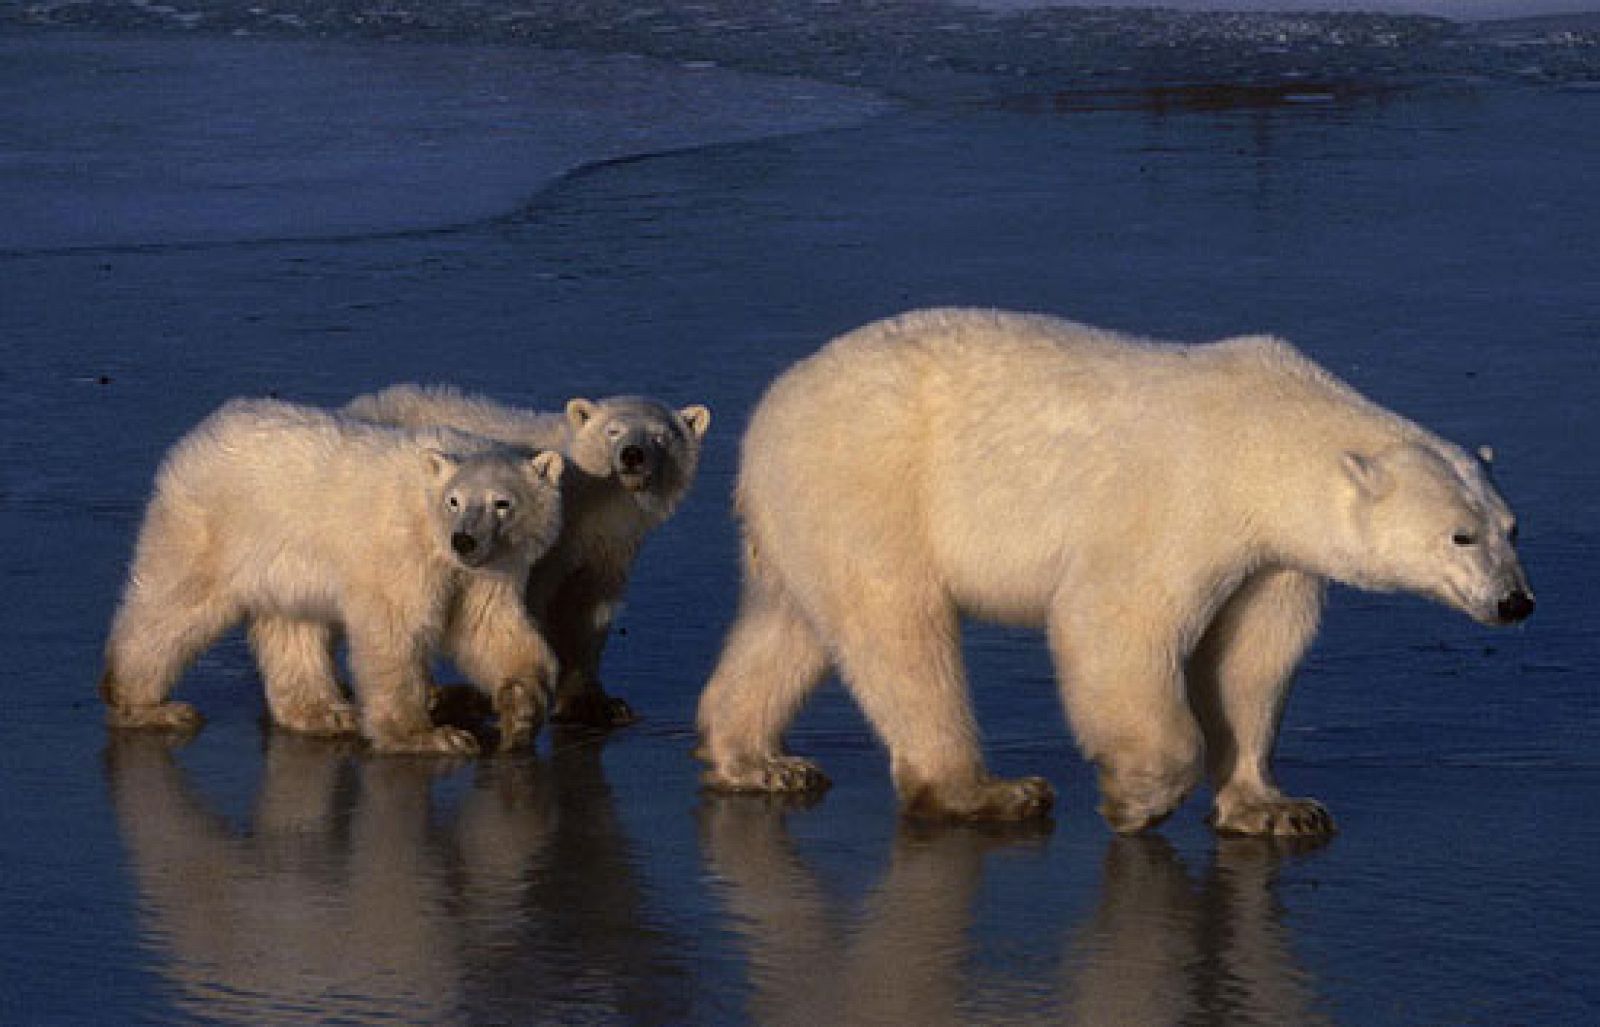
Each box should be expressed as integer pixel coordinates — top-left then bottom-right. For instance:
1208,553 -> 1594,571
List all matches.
605,424 -> 625,440
447,496 -> 461,512
1452,531 -> 1478,547
493,498 -> 513,514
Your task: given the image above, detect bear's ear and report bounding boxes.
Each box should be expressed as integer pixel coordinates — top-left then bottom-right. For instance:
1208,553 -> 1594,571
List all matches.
1341,451 -> 1391,499
1476,445 -> 1496,467
528,449 -> 564,486
679,404 -> 711,439
424,448 -> 459,484
566,398 -> 597,427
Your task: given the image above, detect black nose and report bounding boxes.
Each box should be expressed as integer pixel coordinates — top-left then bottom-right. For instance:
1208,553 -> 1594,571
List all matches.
620,444 -> 646,470
1497,589 -> 1535,623
451,532 -> 477,558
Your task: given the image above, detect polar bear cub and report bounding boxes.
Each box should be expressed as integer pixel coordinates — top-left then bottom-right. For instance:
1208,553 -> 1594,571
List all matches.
697,308 -> 1534,835
100,398 -> 564,755
346,385 -> 710,726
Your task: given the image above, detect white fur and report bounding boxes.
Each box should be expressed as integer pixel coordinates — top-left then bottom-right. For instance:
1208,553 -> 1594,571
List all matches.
101,398 -> 564,754
346,385 -> 710,724
698,308 -> 1533,833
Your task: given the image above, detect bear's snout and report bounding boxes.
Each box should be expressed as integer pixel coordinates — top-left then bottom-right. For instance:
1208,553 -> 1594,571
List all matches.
1496,588 -> 1535,624
620,444 -> 647,471
451,532 -> 479,559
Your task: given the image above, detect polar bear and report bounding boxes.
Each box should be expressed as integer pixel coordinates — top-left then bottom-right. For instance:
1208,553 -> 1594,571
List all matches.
696,308 -> 1534,835
100,398 -> 565,755
345,385 -> 711,726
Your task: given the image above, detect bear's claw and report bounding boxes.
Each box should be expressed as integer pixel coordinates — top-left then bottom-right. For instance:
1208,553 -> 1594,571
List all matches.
276,701 -> 359,737
106,700 -> 204,734
494,680 -> 547,753
701,755 -> 831,795
551,689 -> 637,728
903,774 -> 1056,823
372,725 -> 481,757
1210,796 -> 1336,838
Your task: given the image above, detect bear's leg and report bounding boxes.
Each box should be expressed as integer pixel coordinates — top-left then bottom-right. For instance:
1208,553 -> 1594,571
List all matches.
697,573 -> 832,795
346,614 -> 479,757
833,595 -> 1052,822
1189,569 -> 1334,838
1049,603 -> 1203,833
542,567 -> 636,727
101,562 -> 234,732
448,576 -> 557,753
248,616 -> 357,736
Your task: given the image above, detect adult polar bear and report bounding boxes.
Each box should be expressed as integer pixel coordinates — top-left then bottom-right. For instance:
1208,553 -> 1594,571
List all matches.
697,308 -> 1534,836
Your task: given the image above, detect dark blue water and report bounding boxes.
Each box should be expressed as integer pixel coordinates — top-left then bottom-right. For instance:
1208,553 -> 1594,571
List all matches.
2,8 -> 1598,1023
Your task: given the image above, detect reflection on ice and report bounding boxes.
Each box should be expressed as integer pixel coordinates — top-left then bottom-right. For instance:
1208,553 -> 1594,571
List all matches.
699,796 -> 1331,1024
104,729 -> 692,1023
110,727 -> 1334,1024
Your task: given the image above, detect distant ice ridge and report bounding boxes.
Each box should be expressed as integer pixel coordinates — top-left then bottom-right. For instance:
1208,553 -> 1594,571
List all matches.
5,0 -> 1599,96
960,0 -> 1597,20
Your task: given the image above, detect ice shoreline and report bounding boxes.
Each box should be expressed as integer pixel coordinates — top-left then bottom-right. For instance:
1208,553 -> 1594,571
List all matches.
0,30 -> 893,251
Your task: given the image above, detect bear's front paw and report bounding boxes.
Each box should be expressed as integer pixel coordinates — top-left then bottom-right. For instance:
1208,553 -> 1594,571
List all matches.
495,681 -> 547,753
277,701 -> 359,737
1210,795 -> 1335,838
702,755 -> 831,795
551,689 -> 637,728
106,700 -> 204,734
372,725 -> 482,757
903,775 -> 1055,822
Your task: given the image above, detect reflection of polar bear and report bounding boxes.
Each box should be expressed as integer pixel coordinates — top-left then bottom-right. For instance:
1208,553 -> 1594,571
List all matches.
101,399 -> 564,754
347,386 -> 711,726
698,309 -> 1535,834
698,797 -> 1328,1025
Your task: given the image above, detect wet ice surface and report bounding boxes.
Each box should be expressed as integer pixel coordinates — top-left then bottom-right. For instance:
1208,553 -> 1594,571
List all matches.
0,35 -> 890,249
3,3 -> 1600,1023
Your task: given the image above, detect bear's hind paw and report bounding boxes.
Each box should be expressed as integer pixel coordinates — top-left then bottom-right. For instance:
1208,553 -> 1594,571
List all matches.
702,755 -> 831,795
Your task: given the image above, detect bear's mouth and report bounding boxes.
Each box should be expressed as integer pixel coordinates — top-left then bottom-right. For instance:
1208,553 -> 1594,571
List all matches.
453,547 -> 494,569
618,470 -> 651,493
450,529 -> 497,569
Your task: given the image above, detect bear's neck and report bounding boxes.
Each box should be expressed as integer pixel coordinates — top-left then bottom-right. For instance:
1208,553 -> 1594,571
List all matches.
1220,395 -> 1419,580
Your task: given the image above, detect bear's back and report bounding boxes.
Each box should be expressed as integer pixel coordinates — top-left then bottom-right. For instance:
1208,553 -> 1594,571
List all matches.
155,399 -> 472,555
347,384 -> 567,452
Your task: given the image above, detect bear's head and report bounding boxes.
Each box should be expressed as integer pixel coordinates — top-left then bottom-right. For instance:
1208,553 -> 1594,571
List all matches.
1332,441 -> 1533,626
427,448 -> 564,574
563,396 -> 712,517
